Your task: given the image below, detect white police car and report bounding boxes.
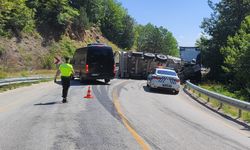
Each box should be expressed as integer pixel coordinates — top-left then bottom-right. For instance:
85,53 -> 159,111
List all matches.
147,68 -> 180,94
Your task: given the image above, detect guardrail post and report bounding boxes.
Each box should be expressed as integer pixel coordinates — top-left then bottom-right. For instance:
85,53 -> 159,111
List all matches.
237,109 -> 242,119
198,93 -> 201,97
218,103 -> 223,110
207,97 -> 210,103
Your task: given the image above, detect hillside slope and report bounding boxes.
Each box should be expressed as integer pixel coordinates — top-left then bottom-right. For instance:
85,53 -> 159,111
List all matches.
0,27 -> 120,73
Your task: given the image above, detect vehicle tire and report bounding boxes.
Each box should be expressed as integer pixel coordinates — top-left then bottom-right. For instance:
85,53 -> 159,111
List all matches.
144,53 -> 155,59
156,54 -> 167,61
174,90 -> 179,95
105,79 -> 110,84
148,85 -> 152,91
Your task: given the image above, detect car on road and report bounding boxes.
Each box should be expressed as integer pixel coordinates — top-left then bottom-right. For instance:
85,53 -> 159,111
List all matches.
147,68 -> 180,94
71,43 -> 115,83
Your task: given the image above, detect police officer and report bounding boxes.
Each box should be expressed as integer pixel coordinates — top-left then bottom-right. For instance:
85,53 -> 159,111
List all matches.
54,57 -> 74,103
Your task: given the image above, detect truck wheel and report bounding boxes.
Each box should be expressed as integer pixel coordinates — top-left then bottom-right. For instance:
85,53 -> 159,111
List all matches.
156,54 -> 167,61
148,85 -> 152,91
174,90 -> 179,95
144,53 -> 155,59
105,79 -> 110,84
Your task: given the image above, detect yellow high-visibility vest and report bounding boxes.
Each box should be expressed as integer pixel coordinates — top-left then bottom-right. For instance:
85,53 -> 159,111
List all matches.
59,63 -> 73,77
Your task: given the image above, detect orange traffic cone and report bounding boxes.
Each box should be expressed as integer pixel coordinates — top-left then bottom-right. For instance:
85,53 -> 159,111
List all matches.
84,86 -> 93,99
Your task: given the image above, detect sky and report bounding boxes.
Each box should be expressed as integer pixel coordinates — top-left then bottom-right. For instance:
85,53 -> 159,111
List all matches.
117,0 -> 219,47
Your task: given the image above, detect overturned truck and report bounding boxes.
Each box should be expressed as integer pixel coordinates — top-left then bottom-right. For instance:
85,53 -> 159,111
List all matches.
116,51 -> 201,82
117,51 -> 181,79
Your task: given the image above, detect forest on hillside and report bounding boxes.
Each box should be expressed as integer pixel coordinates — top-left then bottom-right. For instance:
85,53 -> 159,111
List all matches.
197,0 -> 250,98
0,0 -> 179,56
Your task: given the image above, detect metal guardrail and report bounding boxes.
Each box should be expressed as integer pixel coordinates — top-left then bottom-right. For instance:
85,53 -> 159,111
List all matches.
0,77 -> 52,87
185,81 -> 250,118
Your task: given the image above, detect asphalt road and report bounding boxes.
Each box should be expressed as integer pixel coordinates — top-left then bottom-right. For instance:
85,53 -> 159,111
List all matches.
0,79 -> 249,150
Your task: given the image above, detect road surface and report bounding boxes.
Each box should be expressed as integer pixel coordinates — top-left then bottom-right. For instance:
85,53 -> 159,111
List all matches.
0,79 -> 249,150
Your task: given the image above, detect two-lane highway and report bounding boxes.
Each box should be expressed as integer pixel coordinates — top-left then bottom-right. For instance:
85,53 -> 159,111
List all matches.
0,79 -> 249,150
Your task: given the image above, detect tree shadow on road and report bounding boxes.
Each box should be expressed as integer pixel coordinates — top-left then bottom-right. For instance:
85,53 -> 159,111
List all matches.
142,86 -> 177,95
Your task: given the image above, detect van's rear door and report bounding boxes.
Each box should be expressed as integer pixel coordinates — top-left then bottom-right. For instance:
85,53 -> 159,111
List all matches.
87,46 -> 114,76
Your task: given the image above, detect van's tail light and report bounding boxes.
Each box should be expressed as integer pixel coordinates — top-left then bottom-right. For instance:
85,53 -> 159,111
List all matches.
113,65 -> 116,75
86,64 -> 89,73
176,79 -> 180,83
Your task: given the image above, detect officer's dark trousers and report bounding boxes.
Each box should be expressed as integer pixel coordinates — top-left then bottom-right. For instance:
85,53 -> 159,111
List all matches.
61,76 -> 71,99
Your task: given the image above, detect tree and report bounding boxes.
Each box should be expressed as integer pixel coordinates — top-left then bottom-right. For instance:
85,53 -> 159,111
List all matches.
200,0 -> 250,80
159,27 -> 179,56
26,0 -> 79,41
118,14 -> 135,49
220,16 -> 250,97
69,0 -> 104,24
134,24 -> 179,56
100,0 -> 135,49
0,0 -> 35,37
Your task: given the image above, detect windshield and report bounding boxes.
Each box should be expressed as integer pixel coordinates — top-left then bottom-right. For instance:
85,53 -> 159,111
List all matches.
157,70 -> 177,76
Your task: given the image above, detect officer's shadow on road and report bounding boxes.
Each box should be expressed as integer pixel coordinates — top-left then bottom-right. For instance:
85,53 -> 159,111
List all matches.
34,101 -> 62,105
54,79 -> 109,86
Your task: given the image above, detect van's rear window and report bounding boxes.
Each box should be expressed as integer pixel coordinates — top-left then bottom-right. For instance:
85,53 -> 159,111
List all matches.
88,47 -> 113,57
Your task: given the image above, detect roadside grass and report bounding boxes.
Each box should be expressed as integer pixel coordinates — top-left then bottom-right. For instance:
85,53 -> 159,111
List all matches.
199,82 -> 247,101
0,79 -> 52,93
187,87 -> 250,123
0,70 -> 56,79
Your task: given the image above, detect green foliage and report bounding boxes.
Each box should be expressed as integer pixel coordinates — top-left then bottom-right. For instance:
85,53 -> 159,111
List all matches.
1,0 -> 178,54
116,14 -> 135,49
72,7 -> 90,33
220,16 -> 250,98
70,0 -> 104,24
0,70 -> 7,79
0,46 -> 5,56
100,0 -> 133,49
200,0 -> 250,80
161,29 -> 179,56
26,0 -> 79,39
36,36 -> 77,69
40,55 -> 54,69
135,24 -> 179,56
45,36 -> 77,68
57,2 -> 79,26
1,0 -> 180,71
0,0 -> 35,37
59,36 -> 77,57
200,82 -> 248,101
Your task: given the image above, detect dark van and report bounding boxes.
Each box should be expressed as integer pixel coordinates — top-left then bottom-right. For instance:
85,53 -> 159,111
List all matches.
72,43 -> 115,83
